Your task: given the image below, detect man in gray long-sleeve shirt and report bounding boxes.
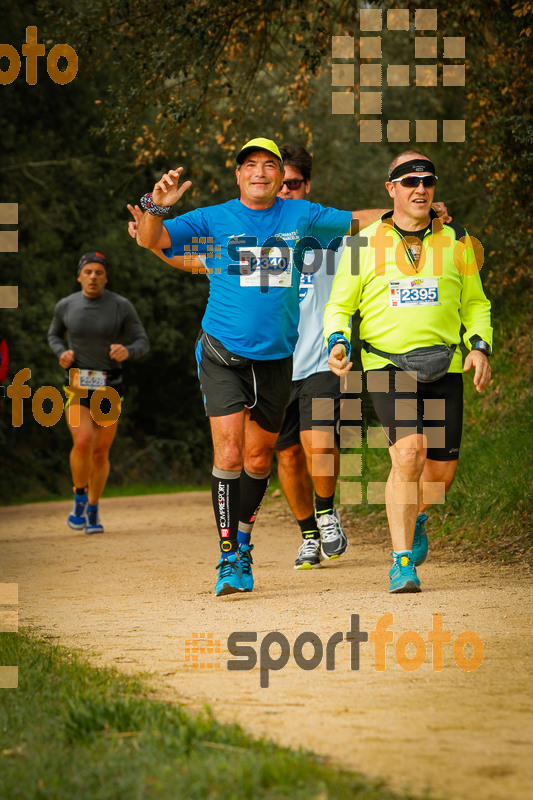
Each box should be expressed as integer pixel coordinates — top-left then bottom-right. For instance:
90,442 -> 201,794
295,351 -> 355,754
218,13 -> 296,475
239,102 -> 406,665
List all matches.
48,251 -> 149,534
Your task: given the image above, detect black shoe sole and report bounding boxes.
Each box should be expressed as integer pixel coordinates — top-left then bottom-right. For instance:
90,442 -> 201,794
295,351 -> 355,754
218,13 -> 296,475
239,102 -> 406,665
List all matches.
216,584 -> 244,597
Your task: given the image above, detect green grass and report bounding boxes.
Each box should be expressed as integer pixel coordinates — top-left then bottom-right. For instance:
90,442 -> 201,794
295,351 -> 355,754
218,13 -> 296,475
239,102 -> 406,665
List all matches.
94,481 -> 209,500
0,631 -> 431,800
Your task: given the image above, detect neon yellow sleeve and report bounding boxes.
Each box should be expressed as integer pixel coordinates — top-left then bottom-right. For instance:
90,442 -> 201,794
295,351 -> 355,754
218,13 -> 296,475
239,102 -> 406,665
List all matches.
458,233 -> 493,350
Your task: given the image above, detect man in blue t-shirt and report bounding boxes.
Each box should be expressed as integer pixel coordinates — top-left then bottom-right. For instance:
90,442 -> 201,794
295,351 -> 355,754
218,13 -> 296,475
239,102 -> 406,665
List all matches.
136,137 -> 376,597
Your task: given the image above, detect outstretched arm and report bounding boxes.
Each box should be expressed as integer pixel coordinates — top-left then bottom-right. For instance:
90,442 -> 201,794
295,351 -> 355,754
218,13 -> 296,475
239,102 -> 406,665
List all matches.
127,204 -> 205,273
351,209 -> 388,231
136,167 -> 192,250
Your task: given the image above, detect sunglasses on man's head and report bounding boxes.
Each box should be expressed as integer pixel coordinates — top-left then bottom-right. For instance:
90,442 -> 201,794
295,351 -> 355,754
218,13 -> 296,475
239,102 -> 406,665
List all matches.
282,178 -> 305,190
391,175 -> 438,188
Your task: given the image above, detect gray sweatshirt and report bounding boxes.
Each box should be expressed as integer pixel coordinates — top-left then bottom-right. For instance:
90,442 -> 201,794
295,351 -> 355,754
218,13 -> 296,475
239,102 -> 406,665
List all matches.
48,290 -> 150,372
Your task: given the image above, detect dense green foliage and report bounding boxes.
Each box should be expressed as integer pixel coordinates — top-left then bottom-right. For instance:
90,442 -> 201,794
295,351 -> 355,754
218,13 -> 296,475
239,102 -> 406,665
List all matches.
0,631 -> 429,799
1,0 -> 531,502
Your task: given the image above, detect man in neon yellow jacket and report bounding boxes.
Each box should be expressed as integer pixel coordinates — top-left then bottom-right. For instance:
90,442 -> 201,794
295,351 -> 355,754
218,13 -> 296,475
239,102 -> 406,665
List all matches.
324,150 -> 492,594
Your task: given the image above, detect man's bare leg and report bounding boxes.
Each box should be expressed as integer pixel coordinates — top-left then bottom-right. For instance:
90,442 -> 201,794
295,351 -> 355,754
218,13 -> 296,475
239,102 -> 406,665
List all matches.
65,404 -> 118,532
66,404 -> 94,489
88,419 -> 119,505
420,458 -> 458,511
300,429 -> 339,499
277,443 -> 314,520
238,414 -> 279,585
386,433 -> 427,552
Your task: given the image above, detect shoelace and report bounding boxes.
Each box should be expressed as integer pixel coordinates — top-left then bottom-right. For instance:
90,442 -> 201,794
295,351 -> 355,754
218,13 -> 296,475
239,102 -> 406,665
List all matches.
74,498 -> 87,515
318,513 -> 341,542
217,553 -> 240,578
87,507 -> 99,524
298,538 -> 320,557
239,545 -> 254,575
392,556 -> 415,574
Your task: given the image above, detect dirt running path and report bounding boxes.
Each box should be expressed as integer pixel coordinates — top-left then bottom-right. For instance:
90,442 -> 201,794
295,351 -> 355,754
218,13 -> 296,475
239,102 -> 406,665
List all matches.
2,493 -> 532,800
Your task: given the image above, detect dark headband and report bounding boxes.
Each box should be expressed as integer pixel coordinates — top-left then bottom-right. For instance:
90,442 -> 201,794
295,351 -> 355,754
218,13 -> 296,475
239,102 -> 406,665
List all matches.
77,251 -> 108,276
389,159 -> 436,181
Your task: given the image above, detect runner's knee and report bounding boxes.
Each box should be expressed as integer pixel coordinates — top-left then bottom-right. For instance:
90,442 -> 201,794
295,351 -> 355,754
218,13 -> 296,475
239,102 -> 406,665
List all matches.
213,442 -> 244,472
71,434 -> 92,454
245,448 -> 274,474
277,443 -> 304,469
390,443 -> 426,479
92,446 -> 111,467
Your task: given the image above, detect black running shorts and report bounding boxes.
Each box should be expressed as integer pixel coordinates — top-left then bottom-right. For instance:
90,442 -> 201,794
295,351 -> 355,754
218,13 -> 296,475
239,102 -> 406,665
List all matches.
63,372 -> 123,417
366,368 -> 463,461
195,333 -> 293,433
276,371 -> 341,450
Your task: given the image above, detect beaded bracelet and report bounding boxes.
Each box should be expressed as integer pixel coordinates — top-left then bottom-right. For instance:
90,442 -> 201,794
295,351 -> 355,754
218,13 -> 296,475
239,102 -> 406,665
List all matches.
140,192 -> 172,217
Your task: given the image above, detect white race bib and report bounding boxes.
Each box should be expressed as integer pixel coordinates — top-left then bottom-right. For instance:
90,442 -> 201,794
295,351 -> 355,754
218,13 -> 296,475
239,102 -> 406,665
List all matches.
389,277 -> 439,307
239,246 -> 293,288
299,272 -> 314,302
78,369 -> 107,388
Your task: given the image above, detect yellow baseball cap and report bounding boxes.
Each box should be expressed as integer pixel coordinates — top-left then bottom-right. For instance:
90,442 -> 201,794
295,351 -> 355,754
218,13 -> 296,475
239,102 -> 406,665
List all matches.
236,137 -> 283,165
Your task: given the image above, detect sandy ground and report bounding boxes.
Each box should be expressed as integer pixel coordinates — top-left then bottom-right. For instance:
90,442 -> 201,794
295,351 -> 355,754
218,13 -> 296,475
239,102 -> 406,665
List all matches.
1,491 -> 533,800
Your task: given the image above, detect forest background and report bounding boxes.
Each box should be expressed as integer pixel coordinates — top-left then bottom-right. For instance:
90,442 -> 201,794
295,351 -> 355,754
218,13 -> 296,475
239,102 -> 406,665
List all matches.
1,0 -> 531,548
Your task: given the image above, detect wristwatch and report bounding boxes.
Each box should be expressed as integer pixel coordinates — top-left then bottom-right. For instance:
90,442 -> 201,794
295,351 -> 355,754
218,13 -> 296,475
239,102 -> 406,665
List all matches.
470,337 -> 491,357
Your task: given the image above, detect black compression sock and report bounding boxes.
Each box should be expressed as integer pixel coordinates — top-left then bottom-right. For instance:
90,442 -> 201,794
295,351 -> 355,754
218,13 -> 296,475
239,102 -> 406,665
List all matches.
211,468 -> 241,554
238,469 -> 270,535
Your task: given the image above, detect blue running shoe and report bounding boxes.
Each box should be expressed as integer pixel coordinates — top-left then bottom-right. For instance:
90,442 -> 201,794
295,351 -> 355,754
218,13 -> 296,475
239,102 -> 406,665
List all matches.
68,492 -> 88,530
215,553 -> 244,597
389,552 -> 421,593
412,513 -> 429,566
86,503 -> 104,535
238,543 -> 254,592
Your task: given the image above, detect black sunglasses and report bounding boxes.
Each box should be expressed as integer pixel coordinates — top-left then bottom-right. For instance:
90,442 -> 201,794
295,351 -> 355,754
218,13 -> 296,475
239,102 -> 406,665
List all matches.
391,175 -> 438,188
282,178 -> 305,190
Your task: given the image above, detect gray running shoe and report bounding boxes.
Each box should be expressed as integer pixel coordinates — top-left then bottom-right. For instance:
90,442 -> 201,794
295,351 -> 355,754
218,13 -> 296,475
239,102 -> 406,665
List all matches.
294,538 -> 322,570
317,508 -> 348,559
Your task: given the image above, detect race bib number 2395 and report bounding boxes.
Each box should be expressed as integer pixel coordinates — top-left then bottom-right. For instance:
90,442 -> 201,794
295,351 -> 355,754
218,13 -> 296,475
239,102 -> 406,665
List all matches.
389,277 -> 439,307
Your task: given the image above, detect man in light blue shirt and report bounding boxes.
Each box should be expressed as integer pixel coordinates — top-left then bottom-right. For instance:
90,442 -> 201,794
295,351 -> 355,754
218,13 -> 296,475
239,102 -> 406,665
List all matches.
275,145 -> 352,569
